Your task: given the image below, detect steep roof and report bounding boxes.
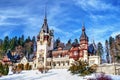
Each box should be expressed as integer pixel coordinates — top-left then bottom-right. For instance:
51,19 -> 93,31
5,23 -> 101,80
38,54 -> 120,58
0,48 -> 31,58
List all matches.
80,25 -> 88,41
40,8 -> 49,33
88,44 -> 95,55
41,16 -> 49,33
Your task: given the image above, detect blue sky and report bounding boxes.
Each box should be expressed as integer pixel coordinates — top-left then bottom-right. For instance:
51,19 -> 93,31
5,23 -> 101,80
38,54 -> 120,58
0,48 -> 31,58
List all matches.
0,0 -> 120,45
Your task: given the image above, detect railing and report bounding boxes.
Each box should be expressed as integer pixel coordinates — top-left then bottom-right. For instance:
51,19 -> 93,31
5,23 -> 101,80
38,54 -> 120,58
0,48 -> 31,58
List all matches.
53,57 -> 69,61
47,58 -> 52,61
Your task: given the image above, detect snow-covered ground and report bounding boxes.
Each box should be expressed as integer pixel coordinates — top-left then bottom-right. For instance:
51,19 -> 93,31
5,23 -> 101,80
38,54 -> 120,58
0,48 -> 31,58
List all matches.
0,69 -> 120,80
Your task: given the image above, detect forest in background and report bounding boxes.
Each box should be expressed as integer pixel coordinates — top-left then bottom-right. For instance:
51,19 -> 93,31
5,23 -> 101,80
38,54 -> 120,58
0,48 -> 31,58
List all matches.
0,34 -> 120,63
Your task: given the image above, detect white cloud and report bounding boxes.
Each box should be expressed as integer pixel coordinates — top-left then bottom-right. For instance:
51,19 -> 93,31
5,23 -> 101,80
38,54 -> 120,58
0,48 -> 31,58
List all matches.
0,9 -> 29,26
73,0 -> 117,11
89,14 -> 105,22
73,28 -> 82,33
0,22 -> 18,26
111,31 -> 120,38
0,0 -> 119,46
86,26 -> 115,45
50,26 -> 74,39
49,26 -> 63,33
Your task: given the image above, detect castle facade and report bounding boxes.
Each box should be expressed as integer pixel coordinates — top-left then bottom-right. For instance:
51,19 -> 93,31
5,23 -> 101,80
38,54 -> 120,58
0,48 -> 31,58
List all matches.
32,14 -> 100,69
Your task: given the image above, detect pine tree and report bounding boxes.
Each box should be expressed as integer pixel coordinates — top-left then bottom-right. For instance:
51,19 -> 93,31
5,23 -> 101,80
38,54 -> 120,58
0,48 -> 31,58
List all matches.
24,37 -> 33,59
114,35 -> 120,63
109,36 -> 115,49
66,39 -> 72,48
31,36 -> 36,52
0,62 -> 4,75
68,39 -> 71,44
14,36 -> 18,47
68,60 -> 96,76
105,40 -> 110,63
0,63 -> 9,76
74,38 -> 79,44
32,36 -> 35,42
109,36 -> 115,63
9,38 -> 15,50
54,38 -> 60,49
0,39 -> 4,58
25,36 -> 31,43
21,35 -> 24,47
3,36 -> 10,52
97,42 -> 104,63
3,64 -> 9,75
17,35 -> 24,47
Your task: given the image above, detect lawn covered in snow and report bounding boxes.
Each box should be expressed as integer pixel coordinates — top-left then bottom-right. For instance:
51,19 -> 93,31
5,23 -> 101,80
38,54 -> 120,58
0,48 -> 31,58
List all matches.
0,69 -> 120,80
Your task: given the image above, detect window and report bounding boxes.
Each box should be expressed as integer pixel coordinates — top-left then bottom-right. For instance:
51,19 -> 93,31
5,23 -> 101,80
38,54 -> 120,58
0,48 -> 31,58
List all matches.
90,60 -> 95,64
74,51 -> 78,56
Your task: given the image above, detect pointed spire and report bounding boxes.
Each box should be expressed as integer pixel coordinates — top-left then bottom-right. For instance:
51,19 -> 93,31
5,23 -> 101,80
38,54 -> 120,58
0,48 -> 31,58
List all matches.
44,5 -> 47,24
82,21 -> 85,31
93,39 -> 96,49
80,22 -> 88,41
44,5 -> 47,20
40,5 -> 49,33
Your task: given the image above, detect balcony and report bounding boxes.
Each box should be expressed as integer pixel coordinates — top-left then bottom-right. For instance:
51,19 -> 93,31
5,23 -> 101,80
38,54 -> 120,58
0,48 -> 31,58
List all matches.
53,57 -> 69,61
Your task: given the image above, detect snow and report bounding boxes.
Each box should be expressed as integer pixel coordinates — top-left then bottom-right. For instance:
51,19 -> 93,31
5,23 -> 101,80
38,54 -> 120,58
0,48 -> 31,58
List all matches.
0,69 -> 120,80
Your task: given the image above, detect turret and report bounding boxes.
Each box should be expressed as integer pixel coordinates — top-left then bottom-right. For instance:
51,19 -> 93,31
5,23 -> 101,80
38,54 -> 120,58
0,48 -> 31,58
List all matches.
80,25 -> 88,44
79,23 -> 89,61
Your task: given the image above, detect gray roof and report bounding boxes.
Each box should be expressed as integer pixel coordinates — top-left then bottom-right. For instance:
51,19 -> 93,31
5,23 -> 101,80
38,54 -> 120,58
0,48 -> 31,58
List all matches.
80,26 -> 88,41
41,16 -> 49,33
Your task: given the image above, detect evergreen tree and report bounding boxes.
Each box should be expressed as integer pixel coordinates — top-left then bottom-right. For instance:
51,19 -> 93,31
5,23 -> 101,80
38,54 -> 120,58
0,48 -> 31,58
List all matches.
0,63 -> 9,76
105,40 -> 110,63
14,36 -> 18,47
115,35 -> 120,63
0,39 -> 4,58
68,60 -> 96,76
54,38 -> 60,49
74,38 -> 79,44
66,39 -> 72,47
3,36 -> 10,52
24,36 -> 33,59
18,35 -> 24,46
31,36 -> 36,52
18,37 -> 20,46
32,36 -> 36,42
21,35 -> 24,47
25,36 -> 31,43
109,36 -> 115,63
3,64 -> 9,75
109,36 -> 115,49
68,39 -> 71,44
97,42 -> 104,63
0,62 -> 4,75
0,39 -> 3,46
9,38 -> 15,50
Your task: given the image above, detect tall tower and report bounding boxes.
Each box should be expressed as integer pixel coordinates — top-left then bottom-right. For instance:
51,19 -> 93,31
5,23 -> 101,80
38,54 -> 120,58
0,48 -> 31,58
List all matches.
35,9 -> 54,69
79,23 -> 89,61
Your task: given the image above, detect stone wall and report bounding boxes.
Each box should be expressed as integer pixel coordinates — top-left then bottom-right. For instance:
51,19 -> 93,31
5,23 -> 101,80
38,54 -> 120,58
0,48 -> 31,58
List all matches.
96,63 -> 120,75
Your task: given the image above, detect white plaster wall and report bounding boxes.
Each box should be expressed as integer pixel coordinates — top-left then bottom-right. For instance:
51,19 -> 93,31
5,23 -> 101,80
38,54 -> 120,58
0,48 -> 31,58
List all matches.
89,56 -> 100,66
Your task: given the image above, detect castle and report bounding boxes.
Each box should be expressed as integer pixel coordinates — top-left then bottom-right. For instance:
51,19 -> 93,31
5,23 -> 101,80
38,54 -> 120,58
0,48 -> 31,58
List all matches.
32,13 -> 100,69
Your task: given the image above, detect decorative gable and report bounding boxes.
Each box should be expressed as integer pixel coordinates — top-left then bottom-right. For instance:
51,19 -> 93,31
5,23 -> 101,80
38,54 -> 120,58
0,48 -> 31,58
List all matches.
20,56 -> 28,64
